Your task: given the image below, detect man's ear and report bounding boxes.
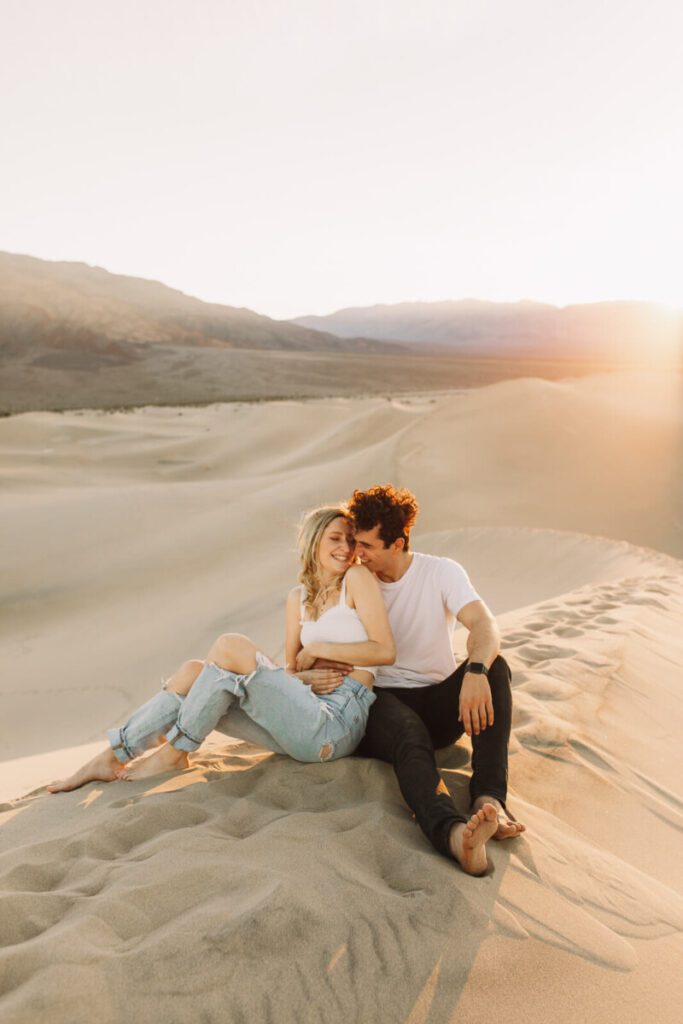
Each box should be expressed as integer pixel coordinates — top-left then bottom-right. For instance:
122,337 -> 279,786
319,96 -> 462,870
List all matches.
393,537 -> 406,552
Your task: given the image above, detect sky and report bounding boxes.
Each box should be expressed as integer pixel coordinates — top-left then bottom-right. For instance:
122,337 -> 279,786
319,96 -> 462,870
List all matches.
2,0 -> 682,319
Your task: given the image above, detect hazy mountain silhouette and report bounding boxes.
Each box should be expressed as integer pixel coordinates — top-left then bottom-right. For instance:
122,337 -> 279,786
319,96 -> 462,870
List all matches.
292,298 -> 683,362
0,252 -> 395,363
2,253 -> 680,413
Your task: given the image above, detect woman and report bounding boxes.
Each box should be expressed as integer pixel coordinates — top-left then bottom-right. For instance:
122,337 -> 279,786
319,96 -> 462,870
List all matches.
49,505 -> 395,791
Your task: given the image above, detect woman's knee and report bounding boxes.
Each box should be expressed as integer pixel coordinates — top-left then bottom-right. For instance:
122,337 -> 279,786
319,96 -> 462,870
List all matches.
165,659 -> 204,696
208,633 -> 257,673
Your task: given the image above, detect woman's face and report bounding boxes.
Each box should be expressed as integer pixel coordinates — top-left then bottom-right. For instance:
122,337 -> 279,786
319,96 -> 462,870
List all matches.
316,516 -> 356,577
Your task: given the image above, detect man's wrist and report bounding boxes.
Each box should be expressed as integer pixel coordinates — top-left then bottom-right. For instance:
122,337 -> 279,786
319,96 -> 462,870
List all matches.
465,661 -> 489,677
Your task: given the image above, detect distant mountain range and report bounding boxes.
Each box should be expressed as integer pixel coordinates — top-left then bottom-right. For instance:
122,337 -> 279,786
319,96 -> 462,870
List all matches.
292,299 -> 683,361
1,251 -> 680,413
2,252 -> 679,365
0,252 -> 396,365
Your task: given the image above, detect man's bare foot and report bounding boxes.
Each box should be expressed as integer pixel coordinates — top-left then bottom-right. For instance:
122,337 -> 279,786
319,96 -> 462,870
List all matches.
448,803 -> 499,875
48,747 -> 123,793
472,795 -> 526,840
120,743 -> 188,780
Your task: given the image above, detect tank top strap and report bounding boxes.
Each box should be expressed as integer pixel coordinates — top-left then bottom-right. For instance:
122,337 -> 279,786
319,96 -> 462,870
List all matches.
301,577 -> 349,624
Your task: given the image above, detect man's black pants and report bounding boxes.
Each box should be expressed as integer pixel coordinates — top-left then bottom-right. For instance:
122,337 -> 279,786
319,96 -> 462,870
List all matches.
356,656 -> 512,859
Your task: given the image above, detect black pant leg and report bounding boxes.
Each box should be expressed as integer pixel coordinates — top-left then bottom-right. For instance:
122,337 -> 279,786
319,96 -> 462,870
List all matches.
419,661 -> 468,749
356,688 -> 467,858
468,654 -> 512,806
420,655 -> 513,808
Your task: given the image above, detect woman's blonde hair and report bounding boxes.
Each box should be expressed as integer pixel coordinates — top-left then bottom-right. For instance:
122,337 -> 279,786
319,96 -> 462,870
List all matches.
297,504 -> 352,618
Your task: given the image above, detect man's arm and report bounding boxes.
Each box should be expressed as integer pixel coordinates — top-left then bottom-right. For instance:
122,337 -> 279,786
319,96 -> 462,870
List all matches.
459,598 -> 500,666
456,599 -> 501,737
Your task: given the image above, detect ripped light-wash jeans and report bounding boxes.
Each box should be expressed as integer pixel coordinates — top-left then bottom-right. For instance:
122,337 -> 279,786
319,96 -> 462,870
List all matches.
107,657 -> 376,765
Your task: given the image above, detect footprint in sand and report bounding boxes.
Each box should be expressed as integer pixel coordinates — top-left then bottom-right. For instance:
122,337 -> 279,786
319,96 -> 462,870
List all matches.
516,643 -> 576,663
0,859 -> 70,895
0,891 -> 75,948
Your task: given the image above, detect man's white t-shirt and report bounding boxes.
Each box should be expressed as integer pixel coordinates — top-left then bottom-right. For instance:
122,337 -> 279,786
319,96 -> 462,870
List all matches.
375,552 -> 480,688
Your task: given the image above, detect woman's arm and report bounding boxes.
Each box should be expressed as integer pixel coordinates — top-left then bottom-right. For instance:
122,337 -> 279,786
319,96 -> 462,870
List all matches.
284,587 -> 303,673
297,566 -> 395,669
286,586 -> 346,689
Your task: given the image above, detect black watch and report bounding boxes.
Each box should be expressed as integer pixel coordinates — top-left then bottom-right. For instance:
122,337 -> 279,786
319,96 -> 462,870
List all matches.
466,661 -> 489,676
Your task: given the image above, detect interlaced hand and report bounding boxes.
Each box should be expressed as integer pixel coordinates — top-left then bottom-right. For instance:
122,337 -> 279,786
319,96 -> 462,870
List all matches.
294,668 -> 345,694
295,647 -> 317,671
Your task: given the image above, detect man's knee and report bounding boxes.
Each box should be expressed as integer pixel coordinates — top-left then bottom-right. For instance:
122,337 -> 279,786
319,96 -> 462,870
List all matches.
489,654 -> 511,681
488,655 -> 512,703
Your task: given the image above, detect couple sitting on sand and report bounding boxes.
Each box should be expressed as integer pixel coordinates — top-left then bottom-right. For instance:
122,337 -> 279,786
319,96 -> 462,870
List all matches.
50,484 -> 525,875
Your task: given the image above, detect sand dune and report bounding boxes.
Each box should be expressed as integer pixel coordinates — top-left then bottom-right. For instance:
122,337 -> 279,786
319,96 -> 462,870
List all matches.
1,371 -> 682,1022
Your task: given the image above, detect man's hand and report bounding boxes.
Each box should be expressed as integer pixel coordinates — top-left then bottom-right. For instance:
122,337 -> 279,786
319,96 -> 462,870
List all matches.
458,672 -> 494,737
295,646 -> 317,672
311,657 -> 354,674
295,669 -> 345,694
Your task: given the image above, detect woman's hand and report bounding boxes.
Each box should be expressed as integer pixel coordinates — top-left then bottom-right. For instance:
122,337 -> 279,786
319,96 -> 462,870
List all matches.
295,668 -> 345,694
295,646 -> 317,671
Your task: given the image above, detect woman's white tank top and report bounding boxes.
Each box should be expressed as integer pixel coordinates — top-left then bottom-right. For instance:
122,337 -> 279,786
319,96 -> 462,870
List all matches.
299,575 -> 377,678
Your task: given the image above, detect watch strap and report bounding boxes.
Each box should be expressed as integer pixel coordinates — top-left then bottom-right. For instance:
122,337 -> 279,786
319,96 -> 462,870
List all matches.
466,661 -> 489,676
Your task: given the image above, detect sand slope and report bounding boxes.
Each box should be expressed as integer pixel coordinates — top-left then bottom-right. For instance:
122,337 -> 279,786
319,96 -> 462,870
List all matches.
1,371 -> 682,1022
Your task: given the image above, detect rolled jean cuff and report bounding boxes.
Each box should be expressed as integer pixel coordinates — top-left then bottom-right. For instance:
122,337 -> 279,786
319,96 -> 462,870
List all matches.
165,721 -> 203,752
107,728 -> 135,765
469,787 -> 508,809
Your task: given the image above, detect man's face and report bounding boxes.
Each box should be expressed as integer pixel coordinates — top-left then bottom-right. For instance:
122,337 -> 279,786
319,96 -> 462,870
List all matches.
353,525 -> 402,577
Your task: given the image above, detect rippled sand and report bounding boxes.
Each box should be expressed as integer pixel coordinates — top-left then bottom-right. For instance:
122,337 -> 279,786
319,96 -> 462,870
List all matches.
1,371 -> 681,1023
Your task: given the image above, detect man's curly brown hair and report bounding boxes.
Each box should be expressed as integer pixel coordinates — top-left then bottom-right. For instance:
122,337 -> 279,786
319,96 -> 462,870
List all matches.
348,484 -> 420,551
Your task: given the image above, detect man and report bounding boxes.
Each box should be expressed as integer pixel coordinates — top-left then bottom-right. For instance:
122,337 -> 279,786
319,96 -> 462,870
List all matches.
320,484 -> 525,875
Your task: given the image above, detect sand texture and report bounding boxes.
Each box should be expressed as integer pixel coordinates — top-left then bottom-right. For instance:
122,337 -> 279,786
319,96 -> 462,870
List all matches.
1,370 -> 682,1023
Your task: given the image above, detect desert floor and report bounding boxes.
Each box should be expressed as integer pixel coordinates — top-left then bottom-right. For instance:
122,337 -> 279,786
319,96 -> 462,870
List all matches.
0,369 -> 682,1023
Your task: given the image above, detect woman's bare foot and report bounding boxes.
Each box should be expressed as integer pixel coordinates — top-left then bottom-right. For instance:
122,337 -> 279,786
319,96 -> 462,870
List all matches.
48,747 -> 123,793
448,803 -> 499,875
472,795 -> 526,840
120,743 -> 188,780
